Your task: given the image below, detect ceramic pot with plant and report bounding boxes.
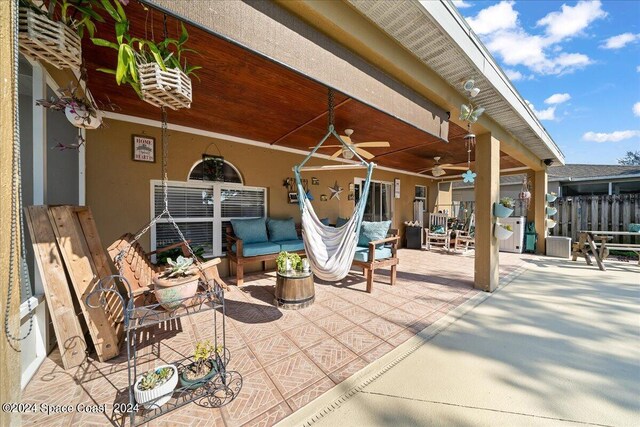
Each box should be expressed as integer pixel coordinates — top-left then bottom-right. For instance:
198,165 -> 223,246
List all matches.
494,197 -> 515,218
152,256 -> 199,310
494,223 -> 513,240
37,83 -> 103,130
134,365 -> 178,409
180,340 -> 222,390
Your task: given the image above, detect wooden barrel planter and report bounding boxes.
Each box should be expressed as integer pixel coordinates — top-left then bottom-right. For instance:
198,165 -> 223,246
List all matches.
274,271 -> 314,310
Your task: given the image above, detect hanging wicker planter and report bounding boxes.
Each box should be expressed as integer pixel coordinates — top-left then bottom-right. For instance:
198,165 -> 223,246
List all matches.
18,8 -> 81,70
138,63 -> 192,110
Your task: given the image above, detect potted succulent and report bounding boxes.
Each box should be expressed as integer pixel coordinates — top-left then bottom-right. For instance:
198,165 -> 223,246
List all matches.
494,197 -> 514,218
18,0 -> 106,70
546,192 -> 558,203
276,251 -> 302,274
91,2 -> 200,110
134,365 -> 178,409
180,340 -> 222,390
36,82 -> 103,129
152,256 -> 200,310
494,223 -> 513,240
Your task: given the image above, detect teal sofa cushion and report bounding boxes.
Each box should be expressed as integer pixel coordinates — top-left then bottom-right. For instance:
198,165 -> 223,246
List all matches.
629,223 -> 640,233
267,218 -> 298,241
430,224 -> 446,234
336,217 -> 349,228
232,241 -> 280,257
320,218 -> 330,226
358,220 -> 391,247
231,218 -> 268,244
274,239 -> 305,252
353,246 -> 392,262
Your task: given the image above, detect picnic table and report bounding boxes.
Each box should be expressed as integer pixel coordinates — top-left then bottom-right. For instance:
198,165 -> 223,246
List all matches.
572,230 -> 640,271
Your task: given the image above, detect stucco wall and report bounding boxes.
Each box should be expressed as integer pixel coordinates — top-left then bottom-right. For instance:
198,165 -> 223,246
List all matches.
86,119 -> 431,276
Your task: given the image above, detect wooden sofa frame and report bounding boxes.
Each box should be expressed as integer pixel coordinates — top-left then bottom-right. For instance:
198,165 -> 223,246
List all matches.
225,224 -> 305,286
352,228 -> 400,293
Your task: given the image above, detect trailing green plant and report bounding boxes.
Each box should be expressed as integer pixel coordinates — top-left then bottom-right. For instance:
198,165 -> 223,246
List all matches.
91,0 -> 201,98
162,256 -> 195,278
276,251 -> 302,273
499,197 -> 514,209
19,0 -> 106,38
138,366 -> 173,391
157,246 -> 205,265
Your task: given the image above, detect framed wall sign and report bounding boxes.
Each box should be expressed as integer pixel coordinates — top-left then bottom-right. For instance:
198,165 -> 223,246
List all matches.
132,135 -> 156,162
394,178 -> 401,199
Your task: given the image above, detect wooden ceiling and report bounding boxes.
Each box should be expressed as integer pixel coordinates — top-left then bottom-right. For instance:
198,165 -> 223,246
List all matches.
82,2 -> 524,176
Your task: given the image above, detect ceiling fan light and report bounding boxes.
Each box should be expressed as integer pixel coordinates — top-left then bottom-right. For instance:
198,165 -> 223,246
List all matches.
432,167 -> 446,177
470,87 -> 481,98
342,148 -> 354,160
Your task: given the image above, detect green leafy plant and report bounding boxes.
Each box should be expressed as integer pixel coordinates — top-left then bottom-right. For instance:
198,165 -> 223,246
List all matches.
276,251 -> 302,273
157,246 -> 205,265
20,0 -> 106,38
499,197 -> 514,209
91,0 -> 201,98
184,340 -> 223,381
162,256 -> 195,278
502,224 -> 513,232
138,367 -> 173,391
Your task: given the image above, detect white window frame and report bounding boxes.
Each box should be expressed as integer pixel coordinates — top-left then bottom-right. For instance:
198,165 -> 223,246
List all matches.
187,159 -> 244,184
150,179 -> 267,257
415,185 -> 427,213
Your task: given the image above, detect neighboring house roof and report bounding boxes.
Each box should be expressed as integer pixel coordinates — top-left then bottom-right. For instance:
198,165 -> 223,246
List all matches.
453,164 -> 640,189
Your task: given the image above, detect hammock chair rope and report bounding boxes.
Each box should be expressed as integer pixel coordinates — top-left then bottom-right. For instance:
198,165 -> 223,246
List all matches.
293,89 -> 375,282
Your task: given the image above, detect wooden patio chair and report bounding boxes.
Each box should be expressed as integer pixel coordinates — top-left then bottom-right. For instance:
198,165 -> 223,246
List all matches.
454,213 -> 475,252
108,233 -> 228,303
352,228 -> 400,293
424,213 -> 450,251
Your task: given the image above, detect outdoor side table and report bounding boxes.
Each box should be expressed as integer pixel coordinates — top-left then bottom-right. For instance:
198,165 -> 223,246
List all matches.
405,226 -> 422,249
275,270 -> 315,309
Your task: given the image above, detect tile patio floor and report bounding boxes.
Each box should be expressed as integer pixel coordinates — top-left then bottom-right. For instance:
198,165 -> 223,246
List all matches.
21,249 -> 534,426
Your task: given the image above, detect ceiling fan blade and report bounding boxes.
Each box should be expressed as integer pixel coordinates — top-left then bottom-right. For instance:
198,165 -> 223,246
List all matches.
443,166 -> 470,170
354,141 -> 390,148
355,147 -> 375,159
331,149 -> 344,158
309,145 -> 343,149
338,136 -> 352,145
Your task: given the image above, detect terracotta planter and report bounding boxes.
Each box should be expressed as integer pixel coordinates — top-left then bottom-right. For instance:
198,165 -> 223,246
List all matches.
152,274 -> 199,310
179,360 -> 217,390
134,364 -> 178,409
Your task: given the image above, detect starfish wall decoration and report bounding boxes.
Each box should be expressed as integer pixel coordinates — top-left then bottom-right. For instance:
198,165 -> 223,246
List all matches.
328,181 -> 343,200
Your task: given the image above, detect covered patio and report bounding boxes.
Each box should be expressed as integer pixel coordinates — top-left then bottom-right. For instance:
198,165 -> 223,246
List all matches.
20,249 -> 533,426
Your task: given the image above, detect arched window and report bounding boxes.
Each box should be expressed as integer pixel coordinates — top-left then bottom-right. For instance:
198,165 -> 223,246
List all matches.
188,159 -> 243,184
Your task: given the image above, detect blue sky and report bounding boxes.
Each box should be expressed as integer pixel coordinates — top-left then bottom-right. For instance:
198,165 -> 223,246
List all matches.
452,0 -> 640,165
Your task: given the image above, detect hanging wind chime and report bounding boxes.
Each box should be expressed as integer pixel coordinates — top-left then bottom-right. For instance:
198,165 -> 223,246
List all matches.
461,123 -> 477,183
519,175 -> 532,210
458,79 -> 486,184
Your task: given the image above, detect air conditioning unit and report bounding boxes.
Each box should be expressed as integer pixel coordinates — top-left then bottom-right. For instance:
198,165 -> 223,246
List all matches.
546,236 -> 572,258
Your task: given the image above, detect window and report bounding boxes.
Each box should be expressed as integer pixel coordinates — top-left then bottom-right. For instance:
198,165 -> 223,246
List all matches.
415,185 -> 427,213
355,179 -> 393,222
188,159 -> 243,183
151,180 -> 266,257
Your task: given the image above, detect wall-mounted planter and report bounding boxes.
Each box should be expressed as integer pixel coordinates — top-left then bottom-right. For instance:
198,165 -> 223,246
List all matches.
546,193 -> 557,203
494,223 -> 513,240
546,219 -> 557,229
546,207 -> 558,216
493,203 -> 514,218
65,105 -> 103,129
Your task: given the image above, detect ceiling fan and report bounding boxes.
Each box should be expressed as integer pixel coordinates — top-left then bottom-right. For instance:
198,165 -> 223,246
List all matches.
311,129 -> 390,160
418,157 -> 468,177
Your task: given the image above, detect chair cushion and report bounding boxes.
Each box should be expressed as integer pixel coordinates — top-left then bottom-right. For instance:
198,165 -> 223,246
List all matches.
320,218 -> 330,226
353,246 -> 392,262
430,224 -> 446,234
274,239 -> 305,252
629,223 -> 640,233
231,241 -> 280,257
231,218 -> 268,244
267,218 -> 298,241
336,217 -> 349,228
358,221 -> 392,247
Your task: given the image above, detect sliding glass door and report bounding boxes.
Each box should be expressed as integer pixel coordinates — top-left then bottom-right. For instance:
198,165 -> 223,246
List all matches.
355,179 -> 393,222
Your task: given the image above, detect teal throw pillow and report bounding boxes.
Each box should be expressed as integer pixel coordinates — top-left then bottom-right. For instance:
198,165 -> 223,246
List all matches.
629,223 -> 640,233
231,218 -> 268,244
358,220 -> 391,247
267,218 -> 298,241
430,224 -> 445,234
320,218 -> 330,226
336,217 -> 349,227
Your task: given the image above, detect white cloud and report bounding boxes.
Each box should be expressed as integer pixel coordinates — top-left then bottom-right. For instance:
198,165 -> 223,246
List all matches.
466,1 -> 518,35
451,1 -> 473,9
544,93 -> 571,105
633,102 -> 640,117
537,1 -> 607,43
465,0 -> 606,76
504,68 -> 524,81
583,130 -> 640,142
601,33 -> 640,49
637,65 -> 640,72
526,100 -> 556,121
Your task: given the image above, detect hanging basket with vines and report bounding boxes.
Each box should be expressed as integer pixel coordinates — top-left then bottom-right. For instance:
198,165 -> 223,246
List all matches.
138,61 -> 192,110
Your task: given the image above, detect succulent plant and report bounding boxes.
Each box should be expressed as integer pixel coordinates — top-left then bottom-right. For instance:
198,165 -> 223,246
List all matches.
163,256 -> 195,278
137,367 -> 174,391
499,197 -> 514,208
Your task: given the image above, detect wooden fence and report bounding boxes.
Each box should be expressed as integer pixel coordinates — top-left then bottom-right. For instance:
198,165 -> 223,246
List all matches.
550,194 -> 640,243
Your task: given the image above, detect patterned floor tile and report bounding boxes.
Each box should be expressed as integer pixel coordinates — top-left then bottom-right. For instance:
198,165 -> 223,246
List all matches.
360,317 -> 404,340
357,298 -> 395,316
361,342 -> 395,363
227,346 -> 263,376
335,326 -> 384,355
221,369 -> 284,427
266,352 -> 325,398
284,322 -> 330,350
272,309 -> 309,331
249,333 -> 299,366
386,328 -> 418,347
401,300 -> 435,317
236,321 -> 281,343
340,304 -> 377,324
328,357 -> 369,384
286,377 -> 336,411
297,303 -> 333,321
320,296 -> 354,313
377,292 -> 410,307
313,313 -> 357,336
303,338 -> 358,375
381,307 -> 421,328
241,401 -> 292,427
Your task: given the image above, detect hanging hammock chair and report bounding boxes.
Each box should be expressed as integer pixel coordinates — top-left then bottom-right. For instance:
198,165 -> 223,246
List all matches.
293,90 -> 375,282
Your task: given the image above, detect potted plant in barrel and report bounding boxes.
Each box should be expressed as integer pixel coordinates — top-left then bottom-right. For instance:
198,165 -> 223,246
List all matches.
494,197 -> 514,218
152,256 -> 200,310
180,340 -> 222,390
276,251 -> 303,274
134,364 -> 178,409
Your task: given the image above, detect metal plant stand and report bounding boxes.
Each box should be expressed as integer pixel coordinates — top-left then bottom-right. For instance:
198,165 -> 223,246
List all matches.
87,275 -> 242,426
